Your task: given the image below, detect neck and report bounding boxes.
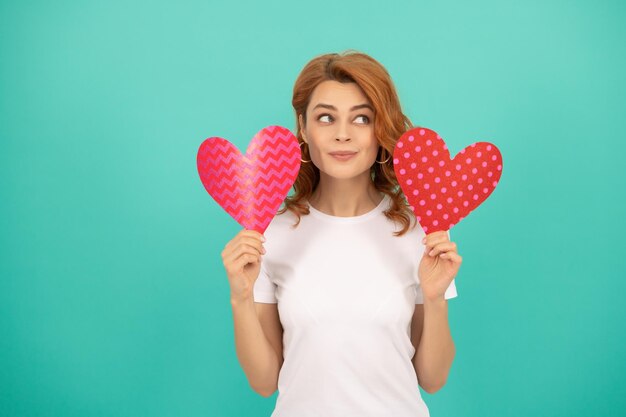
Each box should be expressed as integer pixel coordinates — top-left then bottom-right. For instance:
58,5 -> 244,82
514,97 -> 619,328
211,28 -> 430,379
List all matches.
308,171 -> 384,217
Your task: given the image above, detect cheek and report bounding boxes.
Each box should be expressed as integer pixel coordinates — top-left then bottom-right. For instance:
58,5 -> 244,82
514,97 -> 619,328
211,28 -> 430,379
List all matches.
305,128 -> 327,153
367,148 -> 380,164
366,137 -> 380,156
303,136 -> 323,165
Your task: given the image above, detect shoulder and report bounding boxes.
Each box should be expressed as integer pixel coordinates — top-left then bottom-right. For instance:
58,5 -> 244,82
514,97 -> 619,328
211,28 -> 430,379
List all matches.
260,206 -> 309,270
382,205 -> 425,242
263,205 -> 304,241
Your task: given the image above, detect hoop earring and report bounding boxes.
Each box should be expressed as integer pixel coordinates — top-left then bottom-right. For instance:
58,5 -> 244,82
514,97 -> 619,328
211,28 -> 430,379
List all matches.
376,148 -> 391,164
299,141 -> 311,163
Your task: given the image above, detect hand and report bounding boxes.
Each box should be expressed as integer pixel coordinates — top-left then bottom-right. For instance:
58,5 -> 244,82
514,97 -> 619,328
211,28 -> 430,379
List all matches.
418,230 -> 462,302
221,229 -> 266,302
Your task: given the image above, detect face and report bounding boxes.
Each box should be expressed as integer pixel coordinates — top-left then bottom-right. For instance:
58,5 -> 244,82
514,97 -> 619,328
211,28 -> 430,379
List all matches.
300,80 -> 379,181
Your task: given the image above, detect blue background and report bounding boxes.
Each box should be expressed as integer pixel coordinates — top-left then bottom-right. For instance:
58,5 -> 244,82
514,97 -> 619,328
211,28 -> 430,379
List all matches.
1,0 -> 624,416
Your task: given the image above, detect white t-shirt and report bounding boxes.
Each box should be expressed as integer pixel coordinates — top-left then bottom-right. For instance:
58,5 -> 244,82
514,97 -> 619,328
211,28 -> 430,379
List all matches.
253,193 -> 457,417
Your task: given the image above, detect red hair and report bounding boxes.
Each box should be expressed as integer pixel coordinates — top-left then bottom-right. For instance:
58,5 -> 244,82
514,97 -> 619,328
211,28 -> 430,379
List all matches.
278,50 -> 416,236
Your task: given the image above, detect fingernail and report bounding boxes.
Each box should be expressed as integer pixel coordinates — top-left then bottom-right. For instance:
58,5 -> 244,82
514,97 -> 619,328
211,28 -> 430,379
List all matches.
261,236 -> 266,242
422,237 -> 426,244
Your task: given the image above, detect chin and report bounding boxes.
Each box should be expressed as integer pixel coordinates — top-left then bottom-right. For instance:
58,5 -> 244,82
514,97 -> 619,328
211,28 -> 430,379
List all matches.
322,165 -> 371,180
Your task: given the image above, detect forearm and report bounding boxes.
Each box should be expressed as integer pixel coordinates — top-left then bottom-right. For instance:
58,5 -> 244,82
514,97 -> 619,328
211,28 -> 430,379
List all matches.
231,296 -> 280,396
414,297 -> 455,393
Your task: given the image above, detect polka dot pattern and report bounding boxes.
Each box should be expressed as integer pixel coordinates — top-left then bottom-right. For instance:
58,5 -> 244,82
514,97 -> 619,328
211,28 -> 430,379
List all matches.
393,127 -> 503,234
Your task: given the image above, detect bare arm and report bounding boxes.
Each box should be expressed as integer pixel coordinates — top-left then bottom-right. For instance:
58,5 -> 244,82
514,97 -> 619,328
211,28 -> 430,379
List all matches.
231,298 -> 283,397
412,230 -> 461,393
222,229 -> 284,397
410,298 -> 455,393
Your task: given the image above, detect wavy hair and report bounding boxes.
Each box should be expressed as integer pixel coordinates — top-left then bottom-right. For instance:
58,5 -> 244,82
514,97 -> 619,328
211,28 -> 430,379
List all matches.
278,50 -> 416,236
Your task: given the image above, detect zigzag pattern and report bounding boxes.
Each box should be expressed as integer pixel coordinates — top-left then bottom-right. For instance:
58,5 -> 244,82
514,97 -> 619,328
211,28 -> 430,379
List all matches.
197,125 -> 301,233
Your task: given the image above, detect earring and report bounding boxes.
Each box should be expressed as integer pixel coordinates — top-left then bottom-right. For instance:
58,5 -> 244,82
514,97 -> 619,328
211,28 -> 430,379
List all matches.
376,148 -> 391,164
299,141 -> 311,163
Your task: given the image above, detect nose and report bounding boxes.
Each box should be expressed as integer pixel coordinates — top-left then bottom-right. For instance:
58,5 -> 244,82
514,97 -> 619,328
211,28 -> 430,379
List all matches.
335,121 -> 351,142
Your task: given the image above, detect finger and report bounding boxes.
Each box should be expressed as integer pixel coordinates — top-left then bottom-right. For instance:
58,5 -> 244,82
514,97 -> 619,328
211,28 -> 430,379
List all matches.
233,253 -> 262,273
236,243 -> 264,260
422,230 -> 450,250
237,236 -> 266,255
225,234 -> 265,256
224,251 -> 251,276
440,251 -> 462,263
240,229 -> 266,242
427,241 -> 458,257
227,251 -> 262,276
223,243 -> 264,267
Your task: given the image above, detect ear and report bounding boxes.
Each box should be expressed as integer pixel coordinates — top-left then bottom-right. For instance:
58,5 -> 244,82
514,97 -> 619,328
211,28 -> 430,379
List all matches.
298,114 -> 307,142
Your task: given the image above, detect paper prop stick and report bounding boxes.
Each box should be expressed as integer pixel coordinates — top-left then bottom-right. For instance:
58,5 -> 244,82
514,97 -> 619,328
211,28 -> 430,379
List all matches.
394,127 -> 503,234
197,125 -> 301,234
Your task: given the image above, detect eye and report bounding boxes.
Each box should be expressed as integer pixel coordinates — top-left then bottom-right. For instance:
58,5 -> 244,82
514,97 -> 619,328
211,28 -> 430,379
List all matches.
317,114 -> 333,123
354,115 -> 370,124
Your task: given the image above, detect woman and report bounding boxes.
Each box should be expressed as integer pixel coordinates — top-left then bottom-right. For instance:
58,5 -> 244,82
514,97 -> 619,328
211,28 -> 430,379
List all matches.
221,51 -> 462,416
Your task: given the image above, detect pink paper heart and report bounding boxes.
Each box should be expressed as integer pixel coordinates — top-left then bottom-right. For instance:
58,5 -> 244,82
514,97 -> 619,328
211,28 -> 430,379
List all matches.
393,127 -> 503,234
197,126 -> 301,233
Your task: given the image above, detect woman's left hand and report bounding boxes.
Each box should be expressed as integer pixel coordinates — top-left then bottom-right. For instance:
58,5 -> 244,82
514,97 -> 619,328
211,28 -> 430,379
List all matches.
418,230 -> 463,301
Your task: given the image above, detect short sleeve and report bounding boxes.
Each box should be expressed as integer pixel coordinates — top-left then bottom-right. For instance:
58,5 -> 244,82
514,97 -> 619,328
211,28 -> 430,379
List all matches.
253,261 -> 277,303
415,229 -> 459,304
415,279 -> 458,304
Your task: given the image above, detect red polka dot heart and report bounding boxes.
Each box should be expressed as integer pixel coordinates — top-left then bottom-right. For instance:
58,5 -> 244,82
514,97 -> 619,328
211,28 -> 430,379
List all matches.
393,127 -> 503,234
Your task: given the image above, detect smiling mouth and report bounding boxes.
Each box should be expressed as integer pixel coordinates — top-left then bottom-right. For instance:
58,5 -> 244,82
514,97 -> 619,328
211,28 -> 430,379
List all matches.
329,152 -> 357,161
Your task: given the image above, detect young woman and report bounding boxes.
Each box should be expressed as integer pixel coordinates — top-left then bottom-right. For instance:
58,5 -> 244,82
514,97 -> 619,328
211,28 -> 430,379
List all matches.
221,51 -> 462,416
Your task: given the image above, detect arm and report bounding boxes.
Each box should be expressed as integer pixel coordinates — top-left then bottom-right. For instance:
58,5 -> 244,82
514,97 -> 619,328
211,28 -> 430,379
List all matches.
412,229 -> 461,393
231,298 -> 284,397
410,298 -> 455,394
222,229 -> 284,397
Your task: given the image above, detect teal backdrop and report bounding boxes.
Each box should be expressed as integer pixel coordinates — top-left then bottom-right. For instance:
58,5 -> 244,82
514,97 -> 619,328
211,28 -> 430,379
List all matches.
1,0 -> 624,416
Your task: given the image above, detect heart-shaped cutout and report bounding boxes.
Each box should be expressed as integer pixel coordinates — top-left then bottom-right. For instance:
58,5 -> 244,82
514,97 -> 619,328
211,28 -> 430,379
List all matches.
393,127 -> 503,234
197,126 -> 301,233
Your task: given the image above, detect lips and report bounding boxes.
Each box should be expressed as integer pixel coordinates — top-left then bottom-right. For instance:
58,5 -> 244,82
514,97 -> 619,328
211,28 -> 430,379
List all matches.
329,151 -> 357,161
329,151 -> 357,156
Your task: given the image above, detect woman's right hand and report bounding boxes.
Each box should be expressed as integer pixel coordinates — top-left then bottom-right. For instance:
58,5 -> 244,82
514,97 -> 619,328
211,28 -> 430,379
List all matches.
221,229 -> 266,303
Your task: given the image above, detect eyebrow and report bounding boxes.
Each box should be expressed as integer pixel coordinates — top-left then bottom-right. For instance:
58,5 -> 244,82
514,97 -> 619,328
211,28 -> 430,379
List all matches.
312,103 -> 374,112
